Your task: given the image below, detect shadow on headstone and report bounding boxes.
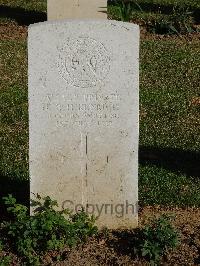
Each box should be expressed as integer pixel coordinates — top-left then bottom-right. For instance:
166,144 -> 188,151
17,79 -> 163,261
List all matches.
0,172 -> 29,221
0,5 -> 47,26
98,10 -> 107,14
139,146 -> 200,178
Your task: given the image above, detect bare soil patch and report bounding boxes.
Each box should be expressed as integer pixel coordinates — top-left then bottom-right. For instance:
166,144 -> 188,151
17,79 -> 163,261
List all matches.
56,207 -> 200,266
0,21 -> 27,40
1,207 -> 199,265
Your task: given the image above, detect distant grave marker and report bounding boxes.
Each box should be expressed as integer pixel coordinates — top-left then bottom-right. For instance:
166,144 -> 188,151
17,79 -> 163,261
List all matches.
28,20 -> 139,229
47,0 -> 107,20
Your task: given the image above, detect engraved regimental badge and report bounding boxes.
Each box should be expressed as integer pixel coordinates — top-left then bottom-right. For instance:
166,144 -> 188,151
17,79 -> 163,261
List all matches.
58,37 -> 111,88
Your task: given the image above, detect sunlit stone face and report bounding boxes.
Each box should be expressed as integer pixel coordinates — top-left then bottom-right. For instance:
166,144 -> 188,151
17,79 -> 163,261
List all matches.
28,20 -> 139,229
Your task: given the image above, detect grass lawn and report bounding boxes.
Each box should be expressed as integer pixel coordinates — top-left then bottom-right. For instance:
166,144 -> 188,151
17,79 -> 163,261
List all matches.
0,0 -> 46,12
139,39 -> 200,206
0,0 -> 200,208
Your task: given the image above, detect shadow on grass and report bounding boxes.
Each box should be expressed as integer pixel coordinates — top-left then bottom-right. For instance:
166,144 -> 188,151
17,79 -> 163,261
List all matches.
0,5 -> 47,25
106,229 -> 142,259
139,146 -> 200,178
0,147 -> 199,219
0,173 -> 29,221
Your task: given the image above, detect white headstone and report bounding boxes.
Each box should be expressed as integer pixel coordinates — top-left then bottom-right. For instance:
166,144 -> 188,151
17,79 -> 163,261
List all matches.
29,20 -> 139,229
48,0 -> 107,20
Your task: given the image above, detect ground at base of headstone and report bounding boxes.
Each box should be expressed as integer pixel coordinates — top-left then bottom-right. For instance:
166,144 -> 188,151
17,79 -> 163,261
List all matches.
1,207 -> 200,266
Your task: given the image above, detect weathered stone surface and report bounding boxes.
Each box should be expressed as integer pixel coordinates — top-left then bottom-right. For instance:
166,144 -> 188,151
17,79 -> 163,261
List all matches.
28,20 -> 139,229
47,0 -> 107,20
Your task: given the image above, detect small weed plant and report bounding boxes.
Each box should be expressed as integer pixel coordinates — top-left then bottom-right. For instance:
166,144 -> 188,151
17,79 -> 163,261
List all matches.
0,256 -> 12,266
171,6 -> 194,33
109,0 -> 197,34
112,0 -> 142,22
141,214 -> 179,265
0,194 -> 98,265
116,0 -> 132,22
147,6 -> 195,34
